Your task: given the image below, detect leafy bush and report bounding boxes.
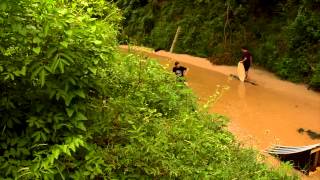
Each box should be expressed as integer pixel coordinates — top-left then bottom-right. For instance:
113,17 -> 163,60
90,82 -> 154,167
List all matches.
275,57 -> 311,82
309,62 -> 320,90
0,0 -> 298,179
0,0 -> 122,178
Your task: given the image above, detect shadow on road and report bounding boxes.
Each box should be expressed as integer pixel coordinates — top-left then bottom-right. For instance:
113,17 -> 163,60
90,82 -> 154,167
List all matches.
297,128 -> 320,140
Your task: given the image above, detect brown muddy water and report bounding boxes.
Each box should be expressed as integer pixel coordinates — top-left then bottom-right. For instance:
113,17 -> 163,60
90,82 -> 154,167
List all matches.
120,46 -> 320,178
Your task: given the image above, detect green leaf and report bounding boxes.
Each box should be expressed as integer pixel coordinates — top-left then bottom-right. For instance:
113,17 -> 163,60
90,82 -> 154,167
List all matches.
52,148 -> 60,160
75,112 -> 88,121
0,161 -> 8,169
4,74 -> 10,80
40,68 -> 46,87
93,58 -> 99,65
49,90 -> 56,99
64,148 -> 71,156
77,122 -> 86,131
59,59 -> 65,73
12,23 -> 22,32
47,47 -> 57,59
44,65 -> 52,73
74,89 -> 85,98
33,37 -> 41,44
0,1 -> 7,11
88,67 -> 97,74
32,132 -> 41,142
32,47 -> 41,55
93,40 -> 102,45
41,132 -> 47,141
5,165 -> 12,176
66,108 -> 75,117
64,81 -> 70,92
69,143 -> 76,152
51,58 -> 59,72
60,52 -> 74,63
68,77 -> 76,85
60,41 -> 68,48
19,27 -> 27,36
61,58 -> 70,66
20,66 -> 26,76
13,66 -> 26,76
65,30 -> 73,36
26,25 -> 36,30
64,94 -> 74,106
44,23 -> 49,37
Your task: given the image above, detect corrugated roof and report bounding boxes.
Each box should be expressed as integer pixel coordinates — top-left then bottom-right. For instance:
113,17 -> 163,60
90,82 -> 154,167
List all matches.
267,143 -> 320,155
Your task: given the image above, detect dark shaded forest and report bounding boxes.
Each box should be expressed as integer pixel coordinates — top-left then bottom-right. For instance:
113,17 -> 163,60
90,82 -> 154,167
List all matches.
115,0 -> 320,90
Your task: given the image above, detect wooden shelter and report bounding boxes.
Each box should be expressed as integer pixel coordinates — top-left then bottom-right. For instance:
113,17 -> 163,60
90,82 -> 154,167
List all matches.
267,143 -> 320,174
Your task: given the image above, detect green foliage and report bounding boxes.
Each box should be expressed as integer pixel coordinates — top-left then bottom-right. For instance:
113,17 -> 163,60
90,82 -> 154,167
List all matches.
0,0 -> 298,179
0,0 -> 122,178
117,0 -> 320,90
275,57 -> 311,82
309,62 -> 320,89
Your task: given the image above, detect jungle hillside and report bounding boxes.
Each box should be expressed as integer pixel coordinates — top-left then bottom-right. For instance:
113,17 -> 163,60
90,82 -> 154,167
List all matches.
0,0 -> 300,179
116,0 -> 320,90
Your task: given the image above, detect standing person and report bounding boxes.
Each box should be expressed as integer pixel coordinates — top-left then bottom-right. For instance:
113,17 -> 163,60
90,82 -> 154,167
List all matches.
239,46 -> 253,80
172,61 -> 188,81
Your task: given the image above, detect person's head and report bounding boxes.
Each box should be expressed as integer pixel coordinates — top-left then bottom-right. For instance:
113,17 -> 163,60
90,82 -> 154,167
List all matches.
174,61 -> 180,67
241,46 -> 248,52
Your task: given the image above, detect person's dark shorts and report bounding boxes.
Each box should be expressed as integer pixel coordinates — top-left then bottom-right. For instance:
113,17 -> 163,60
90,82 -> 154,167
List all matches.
244,63 -> 250,71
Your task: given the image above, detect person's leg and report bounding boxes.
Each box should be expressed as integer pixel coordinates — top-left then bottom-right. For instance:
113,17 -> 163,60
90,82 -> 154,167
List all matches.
244,64 -> 250,80
245,71 -> 249,80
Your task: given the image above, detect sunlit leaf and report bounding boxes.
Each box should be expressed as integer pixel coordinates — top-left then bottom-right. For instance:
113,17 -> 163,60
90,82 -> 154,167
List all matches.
60,41 -> 68,48
32,47 -> 41,55
88,67 -> 97,74
93,40 -> 102,45
40,68 -> 46,87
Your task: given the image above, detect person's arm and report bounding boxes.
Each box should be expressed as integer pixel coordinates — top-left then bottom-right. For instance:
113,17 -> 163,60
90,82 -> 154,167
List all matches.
184,67 -> 189,76
250,56 -> 253,65
240,57 -> 247,63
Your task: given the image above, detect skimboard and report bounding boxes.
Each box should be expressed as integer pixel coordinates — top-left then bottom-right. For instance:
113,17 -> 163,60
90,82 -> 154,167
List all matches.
237,62 -> 246,82
229,74 -> 258,86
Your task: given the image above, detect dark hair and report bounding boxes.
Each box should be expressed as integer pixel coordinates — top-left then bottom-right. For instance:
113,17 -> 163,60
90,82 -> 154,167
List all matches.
241,46 -> 248,50
175,61 -> 179,66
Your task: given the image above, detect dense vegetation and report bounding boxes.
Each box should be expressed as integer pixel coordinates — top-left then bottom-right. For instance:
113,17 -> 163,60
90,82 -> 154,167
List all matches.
0,0 -> 298,179
116,0 -> 320,90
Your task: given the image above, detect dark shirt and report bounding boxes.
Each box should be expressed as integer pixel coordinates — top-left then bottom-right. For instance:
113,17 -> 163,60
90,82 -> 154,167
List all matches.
173,66 -> 187,77
242,51 -> 252,67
